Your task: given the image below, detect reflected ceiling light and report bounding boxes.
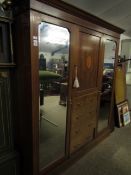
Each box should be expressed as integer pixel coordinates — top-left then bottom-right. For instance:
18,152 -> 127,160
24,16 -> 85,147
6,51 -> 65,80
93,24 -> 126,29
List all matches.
44,35 -> 68,45
42,24 -> 69,45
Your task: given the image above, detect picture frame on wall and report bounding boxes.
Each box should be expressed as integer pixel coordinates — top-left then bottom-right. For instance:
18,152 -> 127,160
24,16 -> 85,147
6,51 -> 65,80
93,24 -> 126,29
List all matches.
122,102 -> 130,126
116,100 -> 131,127
117,104 -> 124,127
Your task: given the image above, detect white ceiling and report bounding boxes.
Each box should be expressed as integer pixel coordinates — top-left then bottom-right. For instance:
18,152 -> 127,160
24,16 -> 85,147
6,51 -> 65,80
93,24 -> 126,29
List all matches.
62,0 -> 131,37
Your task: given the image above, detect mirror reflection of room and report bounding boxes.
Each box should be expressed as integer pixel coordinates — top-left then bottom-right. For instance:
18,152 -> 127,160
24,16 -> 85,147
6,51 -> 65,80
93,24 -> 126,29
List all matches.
38,22 -> 70,169
98,40 -> 116,132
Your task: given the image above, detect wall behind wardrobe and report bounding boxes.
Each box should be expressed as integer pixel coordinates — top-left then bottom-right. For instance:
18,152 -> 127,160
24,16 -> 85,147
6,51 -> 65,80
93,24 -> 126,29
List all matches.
120,34 -> 131,110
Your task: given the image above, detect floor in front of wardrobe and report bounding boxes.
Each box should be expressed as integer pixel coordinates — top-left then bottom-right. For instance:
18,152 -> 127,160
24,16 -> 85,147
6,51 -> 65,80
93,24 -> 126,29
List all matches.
50,123 -> 131,175
39,95 -> 109,169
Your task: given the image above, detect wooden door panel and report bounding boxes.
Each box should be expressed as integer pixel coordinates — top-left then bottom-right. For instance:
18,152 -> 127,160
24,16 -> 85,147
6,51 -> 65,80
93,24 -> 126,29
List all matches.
78,32 -> 100,90
70,29 -> 101,154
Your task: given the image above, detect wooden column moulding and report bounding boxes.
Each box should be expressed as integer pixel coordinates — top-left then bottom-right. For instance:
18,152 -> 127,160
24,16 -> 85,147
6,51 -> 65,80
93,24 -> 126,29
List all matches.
13,10 -> 37,175
0,2 -> 19,173
31,0 -> 124,36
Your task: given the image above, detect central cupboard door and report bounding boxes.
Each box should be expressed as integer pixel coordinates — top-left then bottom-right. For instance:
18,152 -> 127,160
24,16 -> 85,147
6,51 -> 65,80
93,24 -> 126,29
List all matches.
70,28 -> 103,153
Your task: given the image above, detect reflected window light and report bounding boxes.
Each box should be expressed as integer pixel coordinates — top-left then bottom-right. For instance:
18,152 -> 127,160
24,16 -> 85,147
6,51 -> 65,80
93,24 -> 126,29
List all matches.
43,36 -> 68,45
43,30 -> 69,45
39,23 -> 69,45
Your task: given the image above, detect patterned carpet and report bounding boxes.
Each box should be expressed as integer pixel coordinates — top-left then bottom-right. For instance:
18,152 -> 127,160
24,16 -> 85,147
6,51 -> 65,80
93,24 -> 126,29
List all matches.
50,123 -> 131,175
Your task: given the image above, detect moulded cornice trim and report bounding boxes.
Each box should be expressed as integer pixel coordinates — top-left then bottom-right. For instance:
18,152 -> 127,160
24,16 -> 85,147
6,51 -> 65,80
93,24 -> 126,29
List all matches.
37,0 -> 124,34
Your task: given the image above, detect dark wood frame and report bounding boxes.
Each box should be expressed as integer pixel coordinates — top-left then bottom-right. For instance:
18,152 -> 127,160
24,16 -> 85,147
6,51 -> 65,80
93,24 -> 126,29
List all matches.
30,10 -> 76,175
13,1 -> 124,175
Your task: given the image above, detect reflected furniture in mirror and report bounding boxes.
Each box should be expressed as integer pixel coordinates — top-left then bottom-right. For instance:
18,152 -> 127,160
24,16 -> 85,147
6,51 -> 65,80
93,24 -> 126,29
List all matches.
98,40 -> 116,132
38,22 -> 69,168
39,70 -> 62,105
13,1 -> 124,175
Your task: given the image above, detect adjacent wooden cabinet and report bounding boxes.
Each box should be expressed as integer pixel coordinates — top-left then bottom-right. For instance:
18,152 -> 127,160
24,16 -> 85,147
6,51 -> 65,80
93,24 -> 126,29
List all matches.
0,72 -> 12,154
0,15 -> 19,175
0,71 -> 19,175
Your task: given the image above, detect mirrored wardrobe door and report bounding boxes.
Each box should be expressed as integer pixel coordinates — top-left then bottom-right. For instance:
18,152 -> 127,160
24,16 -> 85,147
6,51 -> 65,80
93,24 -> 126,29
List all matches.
98,39 -> 116,132
38,22 -> 70,169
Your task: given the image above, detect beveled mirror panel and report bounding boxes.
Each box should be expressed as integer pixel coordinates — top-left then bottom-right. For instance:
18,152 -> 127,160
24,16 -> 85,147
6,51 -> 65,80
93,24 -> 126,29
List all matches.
38,22 -> 70,169
98,40 -> 116,132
